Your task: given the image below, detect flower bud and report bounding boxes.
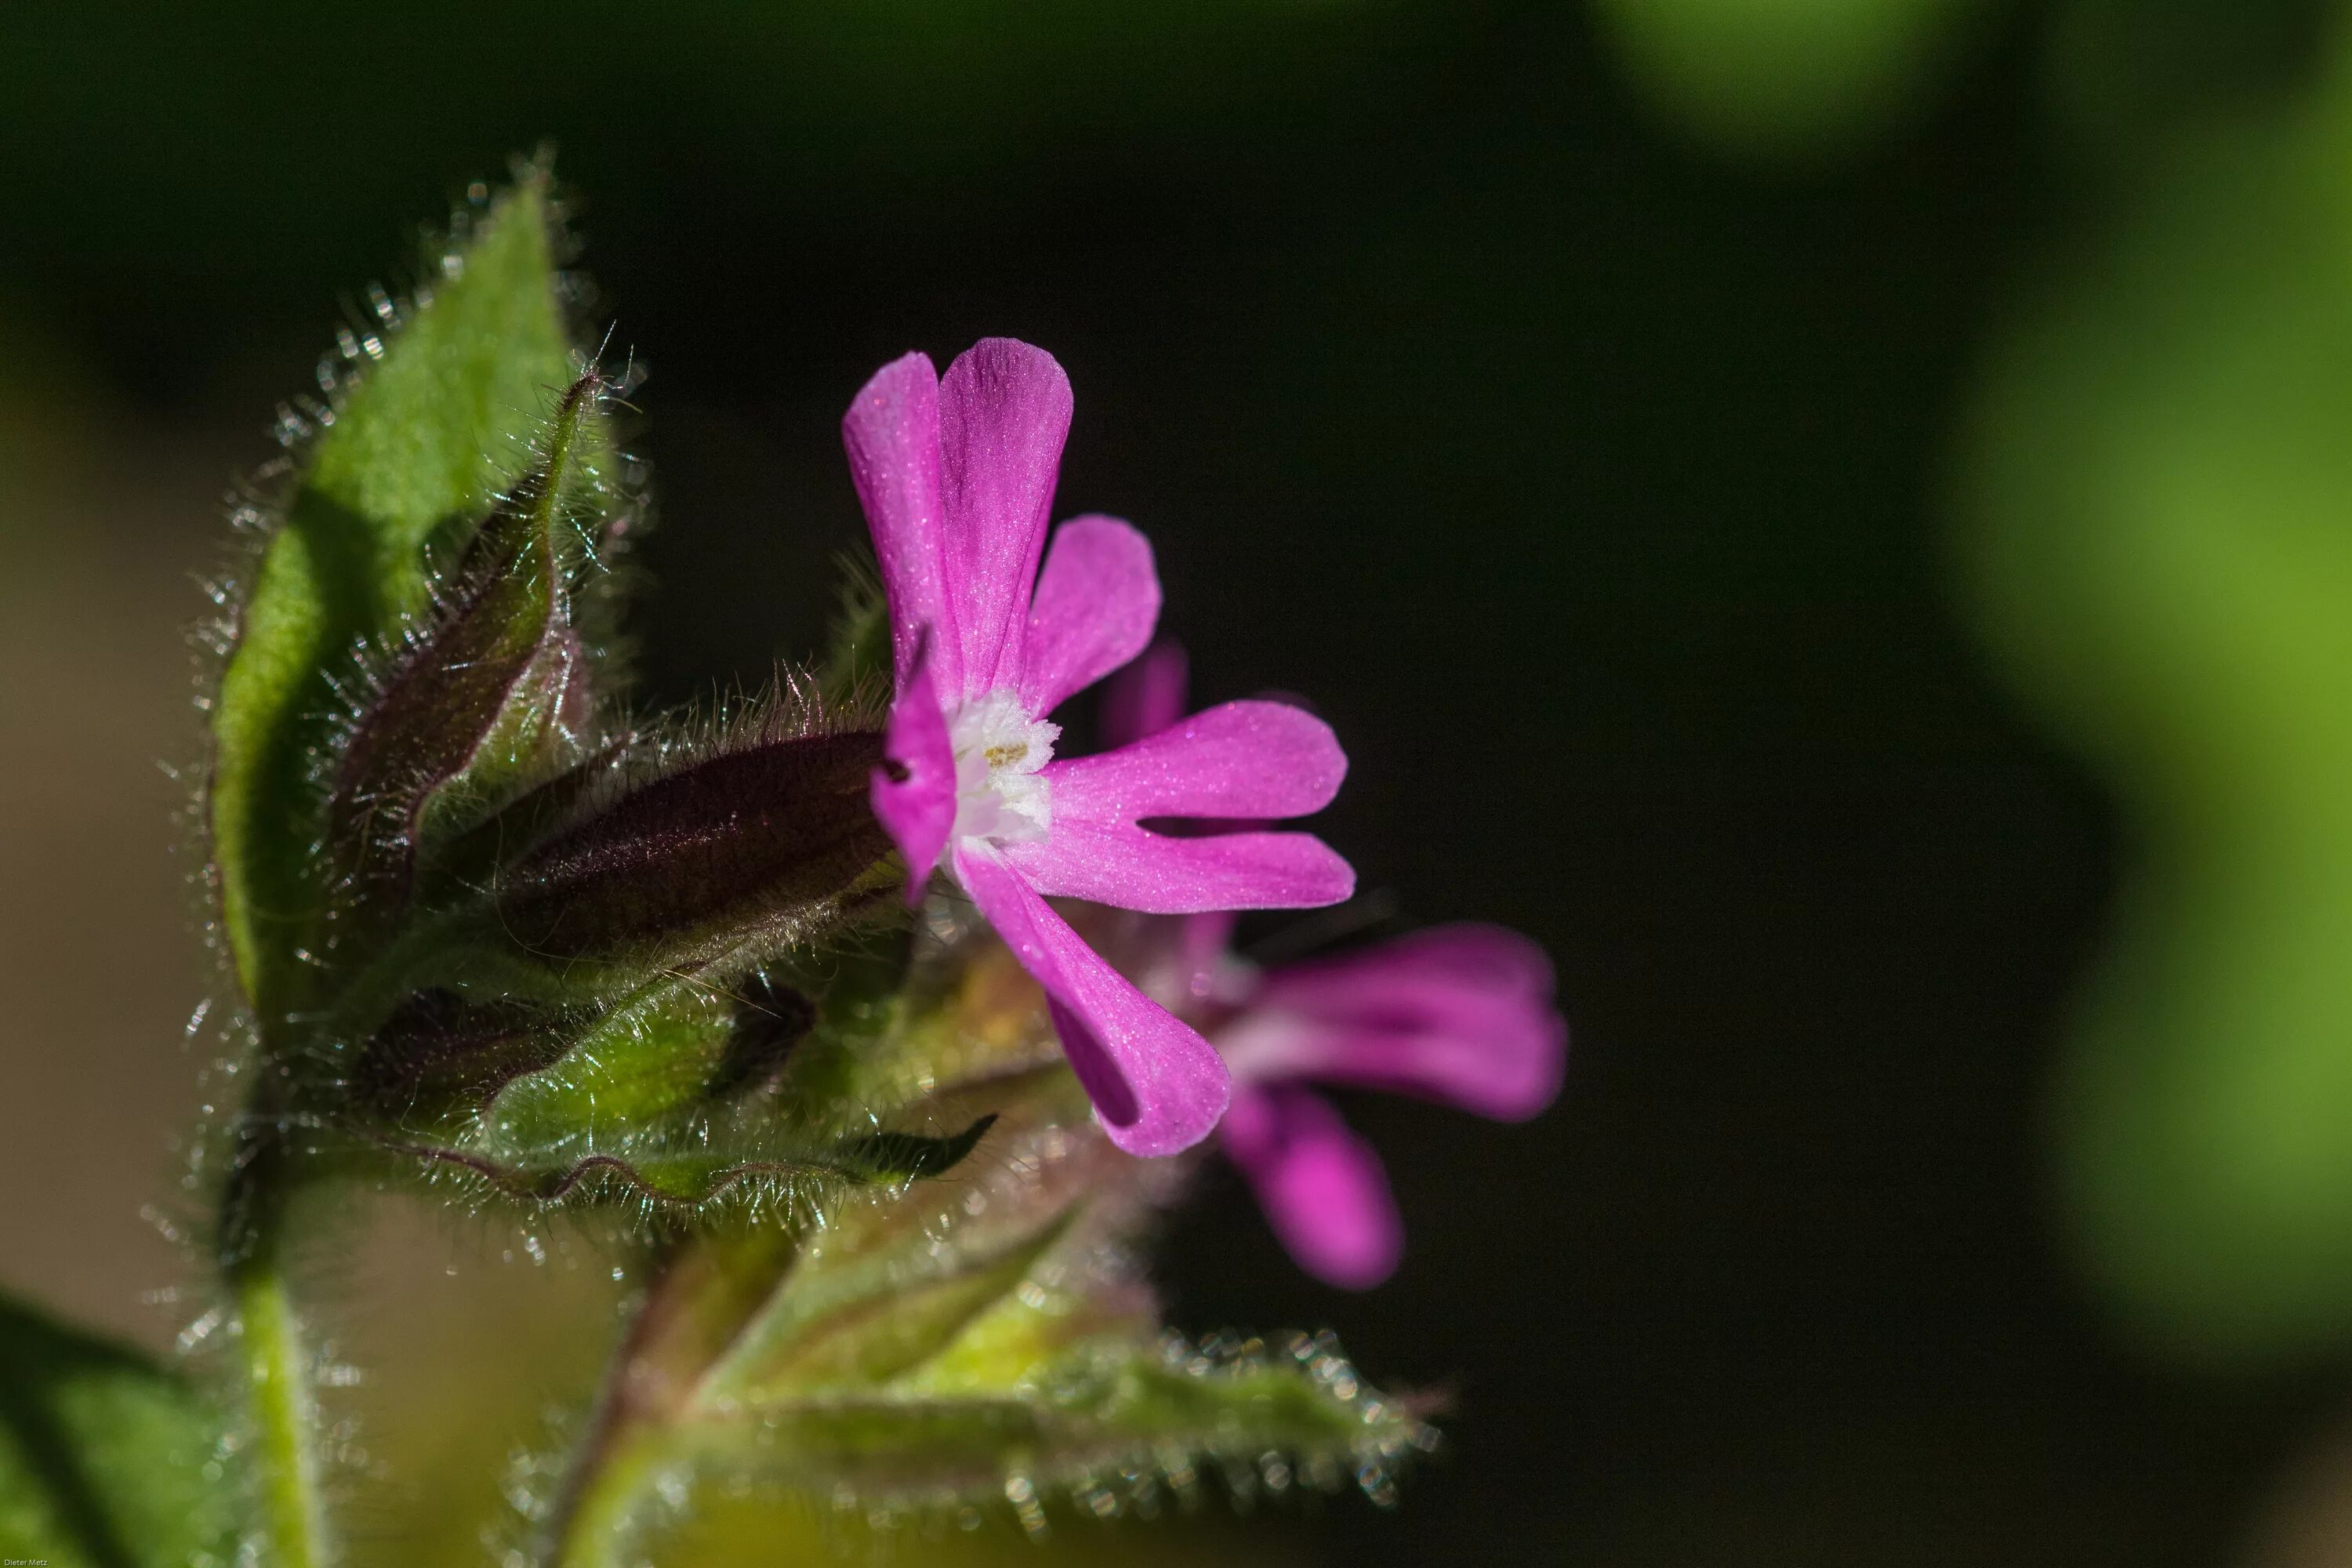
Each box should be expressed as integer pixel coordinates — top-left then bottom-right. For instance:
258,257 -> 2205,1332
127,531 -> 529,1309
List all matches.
492,731 -> 893,978
328,372 -> 606,928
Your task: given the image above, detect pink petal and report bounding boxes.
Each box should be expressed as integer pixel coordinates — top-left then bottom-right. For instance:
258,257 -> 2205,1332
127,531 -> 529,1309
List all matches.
1047,699 -> 1348,821
1220,1084 -> 1403,1290
1004,815 -> 1353,914
1000,700 -> 1353,913
1099,638 -> 1190,749
1018,517 -> 1163,717
1262,924 -> 1559,1008
955,844 -> 1230,1156
1221,924 -> 1567,1120
869,645 -> 956,901
842,351 -> 960,697
938,339 -> 1073,699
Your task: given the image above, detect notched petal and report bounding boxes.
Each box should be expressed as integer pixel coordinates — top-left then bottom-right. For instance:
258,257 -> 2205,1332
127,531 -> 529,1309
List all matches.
937,338 -> 1075,694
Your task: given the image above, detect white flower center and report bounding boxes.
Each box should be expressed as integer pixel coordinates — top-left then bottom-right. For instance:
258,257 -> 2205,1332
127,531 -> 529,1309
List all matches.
947,690 -> 1058,846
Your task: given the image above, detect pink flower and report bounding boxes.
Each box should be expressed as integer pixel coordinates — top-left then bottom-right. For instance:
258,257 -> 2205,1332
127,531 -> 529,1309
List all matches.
1107,643 -> 1567,1287
844,339 -> 1354,1156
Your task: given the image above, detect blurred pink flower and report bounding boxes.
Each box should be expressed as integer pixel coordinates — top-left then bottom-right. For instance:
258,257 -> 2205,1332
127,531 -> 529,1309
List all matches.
1107,641 -> 1567,1287
845,338 -> 1353,1156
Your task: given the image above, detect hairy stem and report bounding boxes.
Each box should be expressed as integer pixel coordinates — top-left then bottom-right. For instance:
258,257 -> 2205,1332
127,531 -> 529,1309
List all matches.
543,1226 -> 803,1568
236,1259 -> 325,1568
223,1127 -> 327,1568
543,1264 -> 670,1568
546,1420 -> 665,1568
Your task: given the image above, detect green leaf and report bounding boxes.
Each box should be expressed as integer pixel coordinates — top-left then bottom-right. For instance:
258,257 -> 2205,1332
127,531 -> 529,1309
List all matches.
686,1334 -> 1430,1521
354,1106 -> 996,1207
314,847 -> 936,1214
695,1081 -> 1109,1405
211,170 -> 587,1023
577,1096 -> 1422,1553
536,918 -> 1430,1563
318,728 -> 896,1101
1591,0 -> 1993,164
681,957 -> 1432,1513
1958,89 -> 2352,1360
662,926 -> 1156,1403
331,955 -> 1000,1207
0,1294 -> 241,1568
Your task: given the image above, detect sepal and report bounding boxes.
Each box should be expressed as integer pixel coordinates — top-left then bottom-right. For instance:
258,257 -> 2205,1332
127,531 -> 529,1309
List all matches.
332,964 -> 991,1210
490,729 -> 894,978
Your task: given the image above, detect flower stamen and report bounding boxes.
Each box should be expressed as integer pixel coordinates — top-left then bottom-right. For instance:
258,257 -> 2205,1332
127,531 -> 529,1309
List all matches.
948,690 -> 1058,847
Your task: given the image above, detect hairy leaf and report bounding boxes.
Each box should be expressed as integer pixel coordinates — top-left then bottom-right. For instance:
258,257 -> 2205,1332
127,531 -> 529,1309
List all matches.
683,1335 -> 1430,1517
356,1109 -> 995,1207
317,753 -> 907,1198
580,1079 -> 1424,1540
335,961 -> 996,1207
211,171 -> 585,1022
696,1080 -> 1115,1405
0,1294 -> 241,1568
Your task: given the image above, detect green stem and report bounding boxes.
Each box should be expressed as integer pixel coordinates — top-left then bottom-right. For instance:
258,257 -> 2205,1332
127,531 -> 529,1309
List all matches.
236,1258 -> 326,1568
222,1125 -> 328,1568
543,1226 -> 803,1568
546,1424 -> 665,1568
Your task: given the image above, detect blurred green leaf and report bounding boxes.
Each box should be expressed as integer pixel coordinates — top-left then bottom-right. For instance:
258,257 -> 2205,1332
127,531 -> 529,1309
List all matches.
2042,0 -> 2327,170
0,1294 -> 241,1568
1958,67 -> 2352,1359
1591,0 -> 1994,162
210,170 -> 584,1022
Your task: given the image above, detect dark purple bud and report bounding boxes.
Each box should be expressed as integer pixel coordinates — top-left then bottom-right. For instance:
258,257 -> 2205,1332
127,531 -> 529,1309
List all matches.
413,732 -> 635,902
329,372 -> 604,913
350,988 -> 584,1120
492,731 -> 893,975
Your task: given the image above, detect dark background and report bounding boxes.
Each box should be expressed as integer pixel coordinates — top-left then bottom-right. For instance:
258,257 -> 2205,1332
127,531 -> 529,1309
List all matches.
1,2 -> 2337,1562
